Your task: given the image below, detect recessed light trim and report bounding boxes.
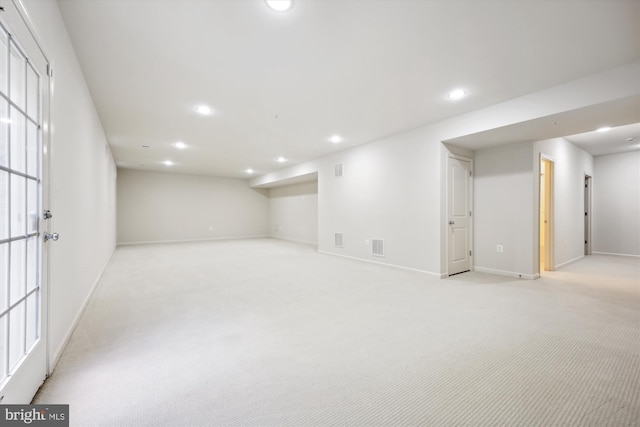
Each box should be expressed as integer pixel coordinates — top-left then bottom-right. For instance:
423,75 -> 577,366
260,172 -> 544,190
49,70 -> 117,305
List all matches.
277,156 -> 287,163
173,141 -> 187,149
626,137 -> 635,142
597,126 -> 611,132
195,105 -> 213,116
265,0 -> 293,12
447,88 -> 467,101
246,168 -> 254,174
329,135 -> 342,144
163,160 -> 174,166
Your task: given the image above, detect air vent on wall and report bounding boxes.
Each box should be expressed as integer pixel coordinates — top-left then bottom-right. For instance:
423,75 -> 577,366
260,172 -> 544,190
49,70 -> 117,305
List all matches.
335,232 -> 344,248
334,163 -> 343,178
372,239 -> 384,257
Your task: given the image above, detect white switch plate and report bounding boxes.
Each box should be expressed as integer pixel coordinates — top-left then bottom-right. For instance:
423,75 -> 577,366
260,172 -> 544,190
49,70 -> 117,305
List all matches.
497,245 -> 503,253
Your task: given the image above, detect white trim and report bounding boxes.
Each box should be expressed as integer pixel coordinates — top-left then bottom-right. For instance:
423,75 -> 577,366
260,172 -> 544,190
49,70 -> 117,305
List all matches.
318,250 -> 443,278
116,235 -> 270,247
474,266 -> 538,280
269,235 -> 318,247
50,250 -> 113,370
555,255 -> 584,269
593,251 -> 640,258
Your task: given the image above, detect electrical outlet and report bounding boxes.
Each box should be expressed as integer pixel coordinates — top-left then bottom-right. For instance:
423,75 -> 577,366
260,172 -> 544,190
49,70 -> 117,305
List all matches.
497,244 -> 503,253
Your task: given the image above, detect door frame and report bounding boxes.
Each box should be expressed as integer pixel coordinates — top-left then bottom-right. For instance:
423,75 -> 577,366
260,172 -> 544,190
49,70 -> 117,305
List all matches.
584,174 -> 592,256
446,153 -> 474,276
539,155 -> 555,273
0,0 -> 51,403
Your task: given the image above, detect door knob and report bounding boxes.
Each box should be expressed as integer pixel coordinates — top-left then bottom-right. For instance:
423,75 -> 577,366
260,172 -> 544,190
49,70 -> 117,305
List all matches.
43,210 -> 53,219
44,232 -> 59,242
449,220 -> 455,225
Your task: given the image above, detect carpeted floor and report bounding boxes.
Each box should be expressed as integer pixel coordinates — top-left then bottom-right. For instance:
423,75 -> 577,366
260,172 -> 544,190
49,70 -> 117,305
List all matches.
33,238 -> 640,426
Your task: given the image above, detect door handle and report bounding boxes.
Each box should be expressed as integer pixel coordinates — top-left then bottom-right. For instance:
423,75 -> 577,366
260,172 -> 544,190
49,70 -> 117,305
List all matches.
449,220 -> 455,225
43,210 -> 53,219
44,232 -> 59,242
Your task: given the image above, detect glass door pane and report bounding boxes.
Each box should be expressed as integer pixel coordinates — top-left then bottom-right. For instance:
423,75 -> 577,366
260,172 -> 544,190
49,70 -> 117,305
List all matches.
0,18 -> 42,385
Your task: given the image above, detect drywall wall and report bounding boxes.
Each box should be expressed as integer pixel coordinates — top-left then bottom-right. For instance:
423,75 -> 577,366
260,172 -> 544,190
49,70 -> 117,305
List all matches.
117,169 -> 269,244
593,151 -> 640,256
474,143 -> 536,278
534,138 -> 594,268
317,126 -> 443,275
269,181 -> 318,245
251,62 -> 639,277
22,0 -> 117,365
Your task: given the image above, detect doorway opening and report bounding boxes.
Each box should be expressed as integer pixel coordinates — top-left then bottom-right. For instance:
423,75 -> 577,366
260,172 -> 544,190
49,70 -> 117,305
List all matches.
584,175 -> 592,256
539,157 -> 554,272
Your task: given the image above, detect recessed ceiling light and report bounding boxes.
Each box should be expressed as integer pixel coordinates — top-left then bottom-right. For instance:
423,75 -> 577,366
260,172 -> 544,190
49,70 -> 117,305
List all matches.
163,160 -> 174,166
246,168 -> 254,174
265,0 -> 293,12
597,126 -> 611,132
277,156 -> 287,163
173,141 -> 187,149
329,135 -> 342,144
447,88 -> 467,101
626,137 -> 635,142
195,105 -> 213,116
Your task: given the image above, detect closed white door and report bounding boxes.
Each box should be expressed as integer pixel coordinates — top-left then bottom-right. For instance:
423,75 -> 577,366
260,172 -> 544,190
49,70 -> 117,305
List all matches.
0,1 -> 50,403
447,156 -> 471,276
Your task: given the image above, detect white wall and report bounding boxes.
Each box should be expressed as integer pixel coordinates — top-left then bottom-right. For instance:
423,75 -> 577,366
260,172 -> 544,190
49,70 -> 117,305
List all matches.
251,62 -> 640,277
22,0 -> 117,365
474,143 -> 536,278
593,151 -> 640,256
117,169 -> 269,244
269,181 -> 318,245
534,138 -> 594,268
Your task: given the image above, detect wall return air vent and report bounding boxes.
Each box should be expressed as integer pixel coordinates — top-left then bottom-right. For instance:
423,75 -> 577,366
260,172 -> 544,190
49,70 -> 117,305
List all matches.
334,164 -> 343,178
335,232 -> 344,248
372,239 -> 384,257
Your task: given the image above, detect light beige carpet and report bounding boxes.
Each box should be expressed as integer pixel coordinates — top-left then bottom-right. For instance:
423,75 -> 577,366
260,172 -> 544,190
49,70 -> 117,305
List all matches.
34,239 -> 640,426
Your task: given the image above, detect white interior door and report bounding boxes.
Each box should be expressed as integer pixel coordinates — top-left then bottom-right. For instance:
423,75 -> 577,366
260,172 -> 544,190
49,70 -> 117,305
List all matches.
0,1 -> 50,403
447,156 -> 471,276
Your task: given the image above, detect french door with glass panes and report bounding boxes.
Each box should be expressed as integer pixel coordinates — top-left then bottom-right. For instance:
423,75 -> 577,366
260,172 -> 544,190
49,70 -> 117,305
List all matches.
0,0 -> 50,403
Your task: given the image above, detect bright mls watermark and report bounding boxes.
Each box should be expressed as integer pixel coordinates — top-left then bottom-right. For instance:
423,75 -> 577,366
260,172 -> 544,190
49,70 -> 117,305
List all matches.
1,405 -> 68,426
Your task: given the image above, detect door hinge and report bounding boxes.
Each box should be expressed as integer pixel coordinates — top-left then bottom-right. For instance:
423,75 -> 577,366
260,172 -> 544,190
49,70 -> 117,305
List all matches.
46,64 -> 53,77
469,211 -> 472,217
469,250 -> 472,256
469,171 -> 472,177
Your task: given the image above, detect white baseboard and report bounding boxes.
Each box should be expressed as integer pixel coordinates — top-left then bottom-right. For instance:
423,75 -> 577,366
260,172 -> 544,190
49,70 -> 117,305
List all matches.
592,251 -> 640,258
555,255 -> 584,269
50,246 -> 115,373
270,235 -> 318,247
117,235 -> 270,246
474,266 -> 538,280
318,250 -> 442,278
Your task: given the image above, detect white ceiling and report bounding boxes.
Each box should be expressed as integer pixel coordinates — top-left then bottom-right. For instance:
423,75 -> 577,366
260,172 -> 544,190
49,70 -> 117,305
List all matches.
566,122 -> 640,156
56,0 -> 640,178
